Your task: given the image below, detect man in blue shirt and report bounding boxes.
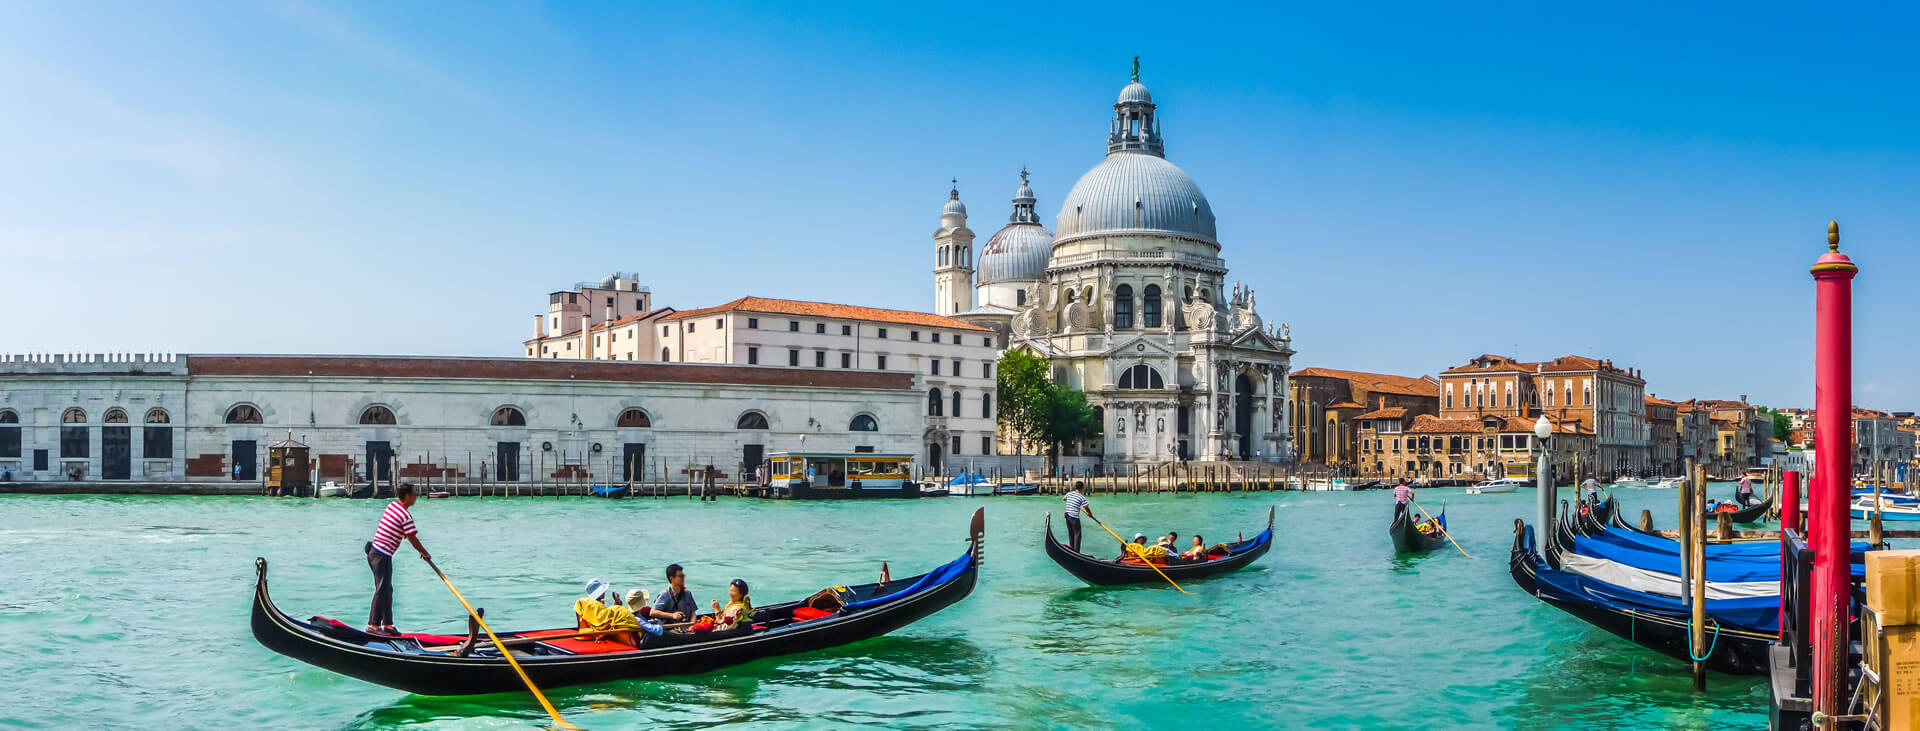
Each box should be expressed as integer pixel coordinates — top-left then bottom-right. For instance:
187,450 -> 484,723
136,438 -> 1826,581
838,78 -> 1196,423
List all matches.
653,563 -> 697,622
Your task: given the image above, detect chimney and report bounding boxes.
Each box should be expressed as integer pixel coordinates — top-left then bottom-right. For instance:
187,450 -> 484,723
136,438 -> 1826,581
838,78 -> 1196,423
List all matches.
1740,394 -> 1748,404
535,314 -> 546,338
604,304 -> 616,361
581,314 -> 591,360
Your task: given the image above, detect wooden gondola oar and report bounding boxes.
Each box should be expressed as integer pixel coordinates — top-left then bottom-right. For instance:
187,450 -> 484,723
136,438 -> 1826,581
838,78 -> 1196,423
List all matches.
1088,516 -> 1192,595
1410,500 -> 1472,558
424,558 -> 578,730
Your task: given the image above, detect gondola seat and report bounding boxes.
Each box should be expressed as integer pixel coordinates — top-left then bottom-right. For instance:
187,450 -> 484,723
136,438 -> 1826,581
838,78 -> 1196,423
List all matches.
791,607 -> 834,622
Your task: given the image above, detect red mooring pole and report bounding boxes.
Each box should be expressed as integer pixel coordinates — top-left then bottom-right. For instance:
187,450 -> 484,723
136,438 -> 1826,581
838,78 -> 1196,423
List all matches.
1779,469 -> 1801,641
1810,221 -> 1857,718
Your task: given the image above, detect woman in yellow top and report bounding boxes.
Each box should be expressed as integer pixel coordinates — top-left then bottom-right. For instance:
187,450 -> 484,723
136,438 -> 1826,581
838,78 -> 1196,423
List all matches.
710,578 -> 754,630
1180,535 -> 1207,560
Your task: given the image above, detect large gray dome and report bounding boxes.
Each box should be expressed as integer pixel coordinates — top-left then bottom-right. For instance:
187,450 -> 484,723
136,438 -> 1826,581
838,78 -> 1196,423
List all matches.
978,223 -> 1054,284
1054,152 -> 1216,245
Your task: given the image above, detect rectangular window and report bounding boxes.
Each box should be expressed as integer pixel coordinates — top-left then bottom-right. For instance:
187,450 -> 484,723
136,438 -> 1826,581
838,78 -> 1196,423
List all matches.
910,331 -> 921,341
983,336 -> 993,347
815,351 -> 826,368
981,436 -> 991,455
748,318 -> 758,329
143,426 -> 171,458
61,426 -> 88,458
34,449 -> 48,471
877,328 -> 888,339
789,321 -> 800,332
662,325 -> 669,336
788,349 -> 800,366
932,332 -> 941,343
842,325 -> 852,336
841,353 -> 851,368
932,360 -> 941,376
952,360 -> 960,376
716,319 -> 724,329
816,323 -> 826,334
687,323 -> 694,333
748,347 -> 759,365
951,435 -> 961,454
877,355 -> 888,370
0,426 -> 18,458
983,362 -> 992,379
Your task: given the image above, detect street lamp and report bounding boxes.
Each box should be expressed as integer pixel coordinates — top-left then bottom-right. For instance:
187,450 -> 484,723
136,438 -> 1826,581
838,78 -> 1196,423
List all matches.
1534,415 -> 1554,551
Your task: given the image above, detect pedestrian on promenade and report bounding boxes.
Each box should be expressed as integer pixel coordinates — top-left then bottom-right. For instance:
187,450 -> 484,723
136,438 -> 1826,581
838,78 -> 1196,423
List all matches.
1063,481 -> 1095,552
365,482 -> 430,635
1393,478 -> 1414,521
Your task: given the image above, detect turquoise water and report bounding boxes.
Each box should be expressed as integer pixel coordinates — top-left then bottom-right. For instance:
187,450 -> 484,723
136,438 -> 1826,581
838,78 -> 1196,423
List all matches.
0,489 -> 1772,729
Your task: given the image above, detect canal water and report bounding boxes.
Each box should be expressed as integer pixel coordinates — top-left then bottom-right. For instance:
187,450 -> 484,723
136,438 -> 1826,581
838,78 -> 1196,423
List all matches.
1,488 -> 1773,729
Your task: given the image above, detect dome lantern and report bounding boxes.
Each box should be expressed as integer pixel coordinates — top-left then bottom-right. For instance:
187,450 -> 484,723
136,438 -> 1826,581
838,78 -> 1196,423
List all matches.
1107,56 -> 1164,158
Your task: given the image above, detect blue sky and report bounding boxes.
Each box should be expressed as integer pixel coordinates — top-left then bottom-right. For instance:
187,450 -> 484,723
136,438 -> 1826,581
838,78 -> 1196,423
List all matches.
2,2 -> 1915,410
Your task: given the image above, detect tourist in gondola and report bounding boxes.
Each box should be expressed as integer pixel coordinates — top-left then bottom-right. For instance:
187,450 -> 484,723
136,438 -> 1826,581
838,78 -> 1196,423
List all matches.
1062,481 -> 1094,552
1392,478 -> 1414,521
652,563 -> 696,622
1181,535 -> 1207,560
709,579 -> 753,630
365,483 -> 429,636
1119,533 -> 1148,560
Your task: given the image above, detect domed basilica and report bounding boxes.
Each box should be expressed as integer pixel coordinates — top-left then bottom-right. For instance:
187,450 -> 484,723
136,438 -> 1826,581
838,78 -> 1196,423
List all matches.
934,63 -> 1295,464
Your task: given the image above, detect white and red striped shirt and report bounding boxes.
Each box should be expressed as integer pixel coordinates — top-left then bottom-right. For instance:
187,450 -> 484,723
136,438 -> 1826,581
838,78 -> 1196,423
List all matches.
1393,484 -> 1414,505
371,501 -> 417,556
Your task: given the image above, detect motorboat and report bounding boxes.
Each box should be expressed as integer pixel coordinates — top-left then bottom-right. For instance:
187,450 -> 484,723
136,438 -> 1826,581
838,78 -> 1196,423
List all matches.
1653,476 -> 1685,489
1610,475 -> 1651,489
1468,478 -> 1528,494
1850,495 -> 1920,522
316,482 -> 348,498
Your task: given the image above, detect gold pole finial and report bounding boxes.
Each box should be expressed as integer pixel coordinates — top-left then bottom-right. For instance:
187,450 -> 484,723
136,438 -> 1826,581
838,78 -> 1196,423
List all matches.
1828,221 -> 1839,252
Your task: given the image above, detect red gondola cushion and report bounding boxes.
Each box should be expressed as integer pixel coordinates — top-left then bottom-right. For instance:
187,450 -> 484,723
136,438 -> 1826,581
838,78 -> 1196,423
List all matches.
540,637 -> 640,654
791,607 -> 834,622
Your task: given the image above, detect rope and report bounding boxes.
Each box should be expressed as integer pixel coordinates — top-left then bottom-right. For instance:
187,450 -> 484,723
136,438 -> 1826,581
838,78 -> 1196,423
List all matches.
1687,618 -> 1722,663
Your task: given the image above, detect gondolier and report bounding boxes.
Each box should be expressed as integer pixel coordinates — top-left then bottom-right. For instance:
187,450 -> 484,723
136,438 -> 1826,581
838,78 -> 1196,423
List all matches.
1736,474 -> 1755,505
1392,478 -> 1414,521
1062,482 -> 1094,552
365,483 -> 430,635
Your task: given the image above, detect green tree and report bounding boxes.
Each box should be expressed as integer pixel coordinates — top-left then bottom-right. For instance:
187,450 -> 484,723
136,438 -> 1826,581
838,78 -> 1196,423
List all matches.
1041,388 -> 1102,457
996,349 -> 1053,451
1773,412 -> 1792,443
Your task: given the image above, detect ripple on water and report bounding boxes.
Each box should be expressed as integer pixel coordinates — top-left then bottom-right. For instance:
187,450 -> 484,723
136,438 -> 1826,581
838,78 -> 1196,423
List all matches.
0,490 -> 1781,728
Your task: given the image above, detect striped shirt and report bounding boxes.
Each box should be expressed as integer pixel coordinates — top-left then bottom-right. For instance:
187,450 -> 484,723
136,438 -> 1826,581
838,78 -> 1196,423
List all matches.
371,501 -> 417,556
1063,491 -> 1089,519
1393,484 -> 1414,505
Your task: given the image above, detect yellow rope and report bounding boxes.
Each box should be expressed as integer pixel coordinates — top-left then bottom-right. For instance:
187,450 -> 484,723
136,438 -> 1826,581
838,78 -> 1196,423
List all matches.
426,559 -> 577,730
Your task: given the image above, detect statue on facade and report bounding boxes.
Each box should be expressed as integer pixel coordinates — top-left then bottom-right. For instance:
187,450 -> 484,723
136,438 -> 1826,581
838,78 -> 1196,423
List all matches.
1183,300 -> 1217,333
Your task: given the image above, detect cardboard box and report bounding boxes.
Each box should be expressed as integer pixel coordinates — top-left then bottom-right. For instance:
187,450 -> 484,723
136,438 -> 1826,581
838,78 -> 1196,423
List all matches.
1874,623 -> 1920,730
1865,549 -> 1920,626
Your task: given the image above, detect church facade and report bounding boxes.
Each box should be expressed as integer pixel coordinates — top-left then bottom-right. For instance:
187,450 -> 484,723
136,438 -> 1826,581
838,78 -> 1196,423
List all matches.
944,66 -> 1295,464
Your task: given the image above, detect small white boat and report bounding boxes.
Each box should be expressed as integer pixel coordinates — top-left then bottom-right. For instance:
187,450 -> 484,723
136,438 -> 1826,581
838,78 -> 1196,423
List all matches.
1468,477 -> 1529,494
1654,476 -> 1685,488
1289,478 -> 1350,491
317,481 -> 347,498
1610,475 -> 1652,489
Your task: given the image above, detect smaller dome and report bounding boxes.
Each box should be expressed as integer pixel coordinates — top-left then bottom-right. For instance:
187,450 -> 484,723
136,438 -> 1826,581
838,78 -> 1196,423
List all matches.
978,224 -> 1053,285
942,183 -> 966,216
1118,81 -> 1152,105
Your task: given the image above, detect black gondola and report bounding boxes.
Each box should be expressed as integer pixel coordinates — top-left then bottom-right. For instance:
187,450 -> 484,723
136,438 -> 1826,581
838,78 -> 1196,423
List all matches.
1042,508 -> 1273,586
1388,507 -> 1447,553
1507,523 -> 1771,675
252,509 -> 984,696
1704,496 -> 1772,524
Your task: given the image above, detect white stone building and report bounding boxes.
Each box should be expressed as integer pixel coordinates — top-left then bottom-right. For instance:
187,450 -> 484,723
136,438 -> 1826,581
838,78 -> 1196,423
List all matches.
523,273 -> 674,361
950,66 -> 1295,464
0,353 -> 922,485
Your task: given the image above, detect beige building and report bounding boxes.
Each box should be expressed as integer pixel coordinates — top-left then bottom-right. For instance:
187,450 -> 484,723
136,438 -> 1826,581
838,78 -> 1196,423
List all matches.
1438,354 -> 1650,478
523,273 -> 673,361
655,298 -> 1001,471
1356,412 -> 1592,482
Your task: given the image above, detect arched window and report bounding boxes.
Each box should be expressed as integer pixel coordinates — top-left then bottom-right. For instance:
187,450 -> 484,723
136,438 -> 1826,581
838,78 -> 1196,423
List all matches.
928,388 -> 944,417
1114,284 -> 1134,328
736,411 -> 769,430
104,408 -> 128,423
849,414 -> 878,432
982,393 -> 992,418
63,408 -> 87,423
1143,284 -> 1161,327
618,408 -> 651,427
1117,364 -> 1165,389
359,405 -> 396,425
145,409 -> 169,424
952,390 -> 962,417
0,410 -> 17,423
1064,289 -> 1075,304
491,406 -> 526,426
1183,286 -> 1193,303
225,405 -> 261,424
143,409 -> 172,456
662,347 -> 672,361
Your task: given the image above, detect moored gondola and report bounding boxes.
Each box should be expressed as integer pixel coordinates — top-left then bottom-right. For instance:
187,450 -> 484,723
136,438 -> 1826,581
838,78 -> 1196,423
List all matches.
252,509 -> 984,696
1388,507 -> 1447,553
1043,508 -> 1272,586
1508,521 -> 1773,675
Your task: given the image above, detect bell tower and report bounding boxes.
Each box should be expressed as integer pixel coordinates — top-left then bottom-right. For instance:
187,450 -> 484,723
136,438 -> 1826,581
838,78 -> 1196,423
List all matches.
933,180 -> 975,316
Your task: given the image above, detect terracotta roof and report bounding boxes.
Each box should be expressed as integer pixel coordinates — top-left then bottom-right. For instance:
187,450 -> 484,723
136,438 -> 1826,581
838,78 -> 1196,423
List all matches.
663,297 -> 989,332
1404,415 -> 1485,434
1645,395 -> 1680,406
1326,401 -> 1366,410
1441,354 -> 1539,375
1355,407 -> 1408,420
1292,367 -> 1440,397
